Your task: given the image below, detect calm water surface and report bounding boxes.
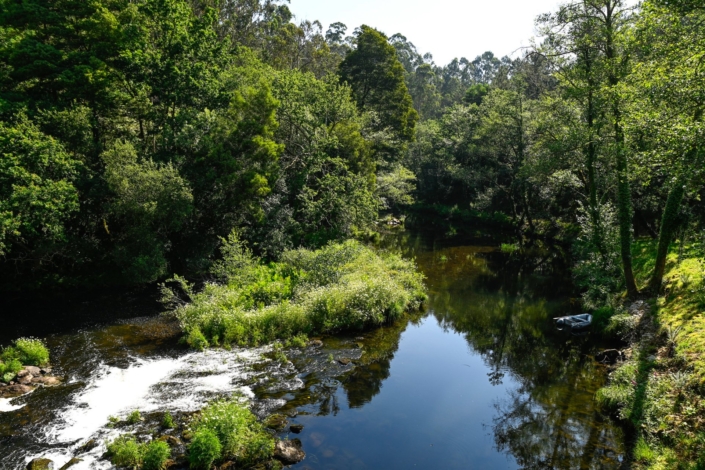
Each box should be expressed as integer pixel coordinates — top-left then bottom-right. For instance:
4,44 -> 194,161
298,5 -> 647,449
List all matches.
0,232 -> 624,469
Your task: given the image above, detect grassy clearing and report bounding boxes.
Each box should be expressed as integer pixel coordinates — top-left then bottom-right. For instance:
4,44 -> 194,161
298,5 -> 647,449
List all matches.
0,338 -> 50,383
163,234 -> 426,349
598,239 -> 705,469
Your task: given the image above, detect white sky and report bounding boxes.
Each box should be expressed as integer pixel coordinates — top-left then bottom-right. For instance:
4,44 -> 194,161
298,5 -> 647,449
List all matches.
289,0 -> 567,65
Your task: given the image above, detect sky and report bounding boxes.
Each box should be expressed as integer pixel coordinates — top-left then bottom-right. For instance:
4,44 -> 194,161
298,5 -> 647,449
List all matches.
288,0 -> 567,65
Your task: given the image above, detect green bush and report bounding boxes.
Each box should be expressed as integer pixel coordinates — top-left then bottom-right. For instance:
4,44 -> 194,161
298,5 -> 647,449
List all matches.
634,436 -> 656,464
126,410 -> 142,425
166,237 -> 426,348
143,440 -> 171,470
162,412 -> 175,429
13,338 -> 50,366
107,436 -> 145,468
0,358 -> 22,383
189,429 -> 222,470
189,399 -> 274,464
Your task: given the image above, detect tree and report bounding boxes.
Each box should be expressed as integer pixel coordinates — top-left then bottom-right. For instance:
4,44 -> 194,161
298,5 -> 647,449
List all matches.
338,25 -> 418,163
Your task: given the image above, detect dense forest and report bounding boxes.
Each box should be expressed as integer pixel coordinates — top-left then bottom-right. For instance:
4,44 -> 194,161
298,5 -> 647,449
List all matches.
1,0 -> 705,466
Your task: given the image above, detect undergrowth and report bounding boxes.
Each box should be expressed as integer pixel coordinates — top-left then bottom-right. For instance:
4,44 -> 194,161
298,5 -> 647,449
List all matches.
597,238 -> 705,469
162,233 -> 426,349
0,338 -> 50,383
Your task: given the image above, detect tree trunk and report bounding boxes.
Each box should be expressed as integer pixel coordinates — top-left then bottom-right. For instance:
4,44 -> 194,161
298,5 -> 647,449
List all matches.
649,178 -> 686,294
615,142 -> 639,298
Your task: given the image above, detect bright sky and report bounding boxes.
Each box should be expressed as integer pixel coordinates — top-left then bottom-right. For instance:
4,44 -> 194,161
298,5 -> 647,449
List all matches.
289,0 -> 567,65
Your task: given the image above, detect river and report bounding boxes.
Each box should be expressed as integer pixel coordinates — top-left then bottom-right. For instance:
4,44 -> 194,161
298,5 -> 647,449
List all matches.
0,231 -> 624,469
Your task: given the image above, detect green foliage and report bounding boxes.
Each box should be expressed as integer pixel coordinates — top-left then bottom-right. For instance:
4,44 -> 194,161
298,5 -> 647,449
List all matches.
13,338 -> 50,366
126,410 -> 142,425
143,441 -> 170,470
500,244 -> 519,254
167,235 -> 426,347
162,412 -> 175,429
189,429 -> 221,470
339,25 -> 418,160
107,436 -> 146,469
634,437 -> 656,464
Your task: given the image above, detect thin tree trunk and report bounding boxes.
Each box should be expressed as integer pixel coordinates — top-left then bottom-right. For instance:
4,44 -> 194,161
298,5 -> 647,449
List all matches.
649,177 -> 686,293
615,138 -> 639,298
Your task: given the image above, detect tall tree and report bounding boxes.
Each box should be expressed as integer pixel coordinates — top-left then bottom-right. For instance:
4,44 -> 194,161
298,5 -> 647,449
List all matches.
338,25 -> 418,163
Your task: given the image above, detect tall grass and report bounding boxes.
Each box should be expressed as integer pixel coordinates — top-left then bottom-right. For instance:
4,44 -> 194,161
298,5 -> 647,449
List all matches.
163,234 -> 426,348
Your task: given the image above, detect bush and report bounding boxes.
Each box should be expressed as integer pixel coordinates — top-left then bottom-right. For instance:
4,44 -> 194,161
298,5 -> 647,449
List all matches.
0,358 -> 23,383
126,410 -> 142,425
13,338 -> 50,366
189,399 -> 274,465
189,429 -> 222,470
162,412 -> 175,429
107,436 -> 145,468
143,440 -> 171,470
166,236 -> 426,348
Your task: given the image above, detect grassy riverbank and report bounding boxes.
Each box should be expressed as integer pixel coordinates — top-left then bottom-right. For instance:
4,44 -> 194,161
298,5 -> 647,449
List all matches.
598,240 -> 705,469
163,234 -> 427,349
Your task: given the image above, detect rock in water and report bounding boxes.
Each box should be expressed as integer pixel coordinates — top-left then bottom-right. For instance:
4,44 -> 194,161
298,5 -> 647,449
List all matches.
1,384 -> 33,398
26,459 -> 55,470
58,458 -> 81,470
25,366 -> 42,376
274,439 -> 305,464
31,376 -> 61,386
289,424 -> 304,434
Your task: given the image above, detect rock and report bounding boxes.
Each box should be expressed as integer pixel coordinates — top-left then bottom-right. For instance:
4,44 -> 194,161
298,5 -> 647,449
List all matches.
158,435 -> 182,446
338,358 -> 351,366
0,384 -> 33,398
18,374 -> 34,385
26,366 -> 42,377
32,376 -> 61,386
17,369 -> 30,379
595,349 -> 623,364
26,458 -> 55,470
309,340 -> 323,349
289,424 -> 304,434
40,367 -> 52,375
181,430 -> 193,441
76,440 -> 98,454
264,414 -> 288,431
274,439 -> 305,465
59,458 -> 81,470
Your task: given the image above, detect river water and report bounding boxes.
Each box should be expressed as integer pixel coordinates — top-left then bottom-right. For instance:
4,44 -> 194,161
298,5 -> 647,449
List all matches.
0,232 -> 624,469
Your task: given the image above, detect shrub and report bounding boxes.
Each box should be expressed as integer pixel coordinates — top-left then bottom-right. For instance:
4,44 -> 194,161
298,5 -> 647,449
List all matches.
107,436 -> 145,468
500,243 -> 518,254
189,399 -> 274,464
143,440 -> 171,470
634,437 -> 656,464
0,358 -> 22,383
166,236 -> 426,348
162,412 -> 175,429
13,338 -> 50,366
189,428 -> 221,469
126,410 -> 142,425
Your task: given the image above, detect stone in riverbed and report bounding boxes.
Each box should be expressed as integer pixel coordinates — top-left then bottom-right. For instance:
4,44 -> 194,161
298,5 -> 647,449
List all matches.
264,414 -> 288,431
1,384 -> 33,398
26,366 -> 42,376
31,376 -> 61,386
26,458 -> 55,470
338,358 -> 352,366
76,440 -> 98,454
18,374 -> 34,385
309,340 -> 323,349
16,369 -> 30,379
274,439 -> 305,465
58,458 -> 81,470
289,424 -> 304,434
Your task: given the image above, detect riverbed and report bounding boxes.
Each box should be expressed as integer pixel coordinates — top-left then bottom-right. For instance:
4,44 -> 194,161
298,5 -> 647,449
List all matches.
0,232 -> 624,469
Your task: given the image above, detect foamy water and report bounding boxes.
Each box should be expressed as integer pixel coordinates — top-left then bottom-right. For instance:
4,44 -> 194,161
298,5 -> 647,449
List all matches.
23,347 -> 270,469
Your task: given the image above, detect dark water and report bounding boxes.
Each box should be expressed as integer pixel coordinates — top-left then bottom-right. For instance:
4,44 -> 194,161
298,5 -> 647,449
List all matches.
0,232 -> 624,469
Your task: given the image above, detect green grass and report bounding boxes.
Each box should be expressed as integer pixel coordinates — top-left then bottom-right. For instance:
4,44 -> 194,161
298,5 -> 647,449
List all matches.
107,436 -> 145,468
164,236 -> 426,348
142,441 -> 170,470
161,412 -> 175,429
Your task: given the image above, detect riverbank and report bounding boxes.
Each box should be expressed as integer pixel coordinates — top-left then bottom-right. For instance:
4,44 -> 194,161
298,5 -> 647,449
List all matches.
598,240 -> 705,469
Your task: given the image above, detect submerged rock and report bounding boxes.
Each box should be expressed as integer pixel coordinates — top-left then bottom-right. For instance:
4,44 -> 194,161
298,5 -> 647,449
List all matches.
1,384 -> 33,398
309,340 -> 323,349
289,424 -> 304,434
338,358 -> 352,366
76,440 -> 98,455
264,414 -> 288,431
58,458 -> 81,470
274,439 -> 305,464
26,459 -> 55,470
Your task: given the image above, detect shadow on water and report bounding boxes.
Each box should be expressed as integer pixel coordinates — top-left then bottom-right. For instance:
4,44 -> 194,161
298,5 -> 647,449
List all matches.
0,231 -> 624,469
